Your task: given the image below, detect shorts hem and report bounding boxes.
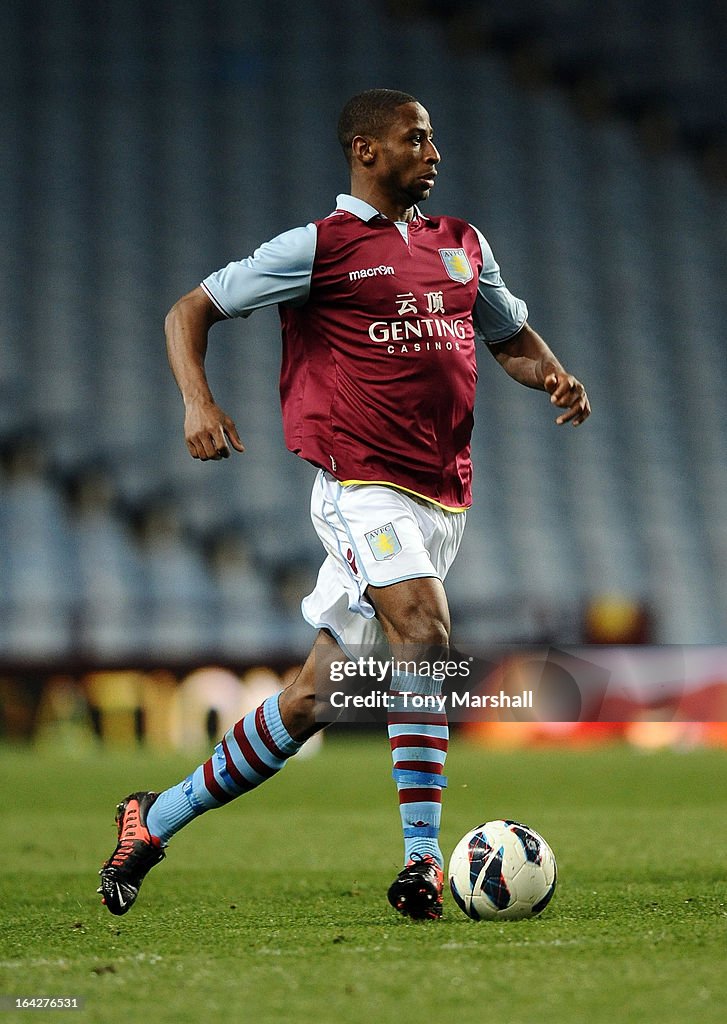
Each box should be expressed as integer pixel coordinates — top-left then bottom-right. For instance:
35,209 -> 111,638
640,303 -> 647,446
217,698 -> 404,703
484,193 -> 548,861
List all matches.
300,610 -> 358,659
364,570 -> 442,590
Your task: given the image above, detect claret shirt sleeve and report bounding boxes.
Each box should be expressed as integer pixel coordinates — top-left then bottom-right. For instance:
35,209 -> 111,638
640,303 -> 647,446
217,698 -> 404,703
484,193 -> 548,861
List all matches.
470,225 -> 528,344
201,223 -> 317,318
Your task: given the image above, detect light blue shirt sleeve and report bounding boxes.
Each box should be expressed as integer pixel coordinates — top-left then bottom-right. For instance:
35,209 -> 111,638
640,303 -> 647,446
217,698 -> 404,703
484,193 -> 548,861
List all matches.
470,225 -> 528,344
201,223 -> 317,318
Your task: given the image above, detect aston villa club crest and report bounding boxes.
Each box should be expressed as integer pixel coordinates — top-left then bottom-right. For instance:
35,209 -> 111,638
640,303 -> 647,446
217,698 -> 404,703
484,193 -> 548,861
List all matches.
439,248 -> 473,283
365,523 -> 402,561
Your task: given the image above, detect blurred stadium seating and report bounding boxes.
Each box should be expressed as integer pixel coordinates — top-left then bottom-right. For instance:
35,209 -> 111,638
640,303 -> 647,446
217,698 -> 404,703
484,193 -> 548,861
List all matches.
1,0 -> 726,665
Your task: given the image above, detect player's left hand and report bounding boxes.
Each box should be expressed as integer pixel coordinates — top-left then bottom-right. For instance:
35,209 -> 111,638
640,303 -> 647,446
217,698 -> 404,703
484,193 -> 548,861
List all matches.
544,371 -> 591,426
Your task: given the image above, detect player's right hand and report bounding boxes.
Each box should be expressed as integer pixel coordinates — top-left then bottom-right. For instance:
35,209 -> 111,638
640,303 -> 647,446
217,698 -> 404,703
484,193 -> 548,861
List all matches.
184,400 -> 245,460
543,370 -> 591,427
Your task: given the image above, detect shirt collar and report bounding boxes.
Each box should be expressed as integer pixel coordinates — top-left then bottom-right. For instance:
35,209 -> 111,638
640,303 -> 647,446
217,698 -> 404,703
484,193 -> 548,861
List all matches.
335,193 -> 428,224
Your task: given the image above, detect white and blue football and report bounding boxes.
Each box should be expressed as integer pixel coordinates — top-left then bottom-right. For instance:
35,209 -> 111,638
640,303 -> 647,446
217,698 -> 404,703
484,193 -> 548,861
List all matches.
448,819 -> 557,920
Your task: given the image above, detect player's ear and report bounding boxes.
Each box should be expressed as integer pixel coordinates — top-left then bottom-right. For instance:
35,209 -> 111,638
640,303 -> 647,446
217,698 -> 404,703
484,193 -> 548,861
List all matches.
351,135 -> 376,165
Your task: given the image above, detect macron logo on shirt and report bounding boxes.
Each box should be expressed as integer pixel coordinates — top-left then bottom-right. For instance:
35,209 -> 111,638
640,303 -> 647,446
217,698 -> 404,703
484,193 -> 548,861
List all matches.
349,264 -> 395,281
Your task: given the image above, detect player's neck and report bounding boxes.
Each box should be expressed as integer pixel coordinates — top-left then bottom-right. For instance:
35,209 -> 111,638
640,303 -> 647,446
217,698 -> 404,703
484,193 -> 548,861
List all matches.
349,184 -> 415,223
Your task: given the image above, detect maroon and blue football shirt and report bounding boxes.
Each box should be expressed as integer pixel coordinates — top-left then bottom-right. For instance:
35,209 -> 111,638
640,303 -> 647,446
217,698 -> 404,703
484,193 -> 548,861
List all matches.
202,194 -> 527,510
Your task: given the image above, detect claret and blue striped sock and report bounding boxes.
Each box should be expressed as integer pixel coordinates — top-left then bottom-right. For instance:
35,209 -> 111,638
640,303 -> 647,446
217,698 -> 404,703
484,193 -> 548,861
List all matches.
146,693 -> 302,843
387,672 -> 449,868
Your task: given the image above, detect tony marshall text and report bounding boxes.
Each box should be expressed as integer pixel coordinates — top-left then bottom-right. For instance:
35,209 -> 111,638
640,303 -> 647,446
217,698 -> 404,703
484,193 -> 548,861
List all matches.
328,690 -> 534,711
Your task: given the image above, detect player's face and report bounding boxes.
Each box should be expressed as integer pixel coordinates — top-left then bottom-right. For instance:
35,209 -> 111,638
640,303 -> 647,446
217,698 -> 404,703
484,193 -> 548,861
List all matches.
376,102 -> 441,207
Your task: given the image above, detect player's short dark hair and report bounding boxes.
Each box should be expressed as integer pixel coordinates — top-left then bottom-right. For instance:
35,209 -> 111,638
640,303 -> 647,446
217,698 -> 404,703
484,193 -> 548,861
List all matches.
337,88 -> 418,163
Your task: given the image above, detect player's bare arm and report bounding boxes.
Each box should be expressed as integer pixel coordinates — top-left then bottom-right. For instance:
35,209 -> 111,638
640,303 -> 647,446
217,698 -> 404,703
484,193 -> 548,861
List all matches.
489,322 -> 591,426
164,286 -> 245,460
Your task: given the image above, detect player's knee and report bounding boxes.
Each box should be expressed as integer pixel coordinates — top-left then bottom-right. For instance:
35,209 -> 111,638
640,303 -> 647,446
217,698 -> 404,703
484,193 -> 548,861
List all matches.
387,611 -> 450,650
411,616 -> 450,649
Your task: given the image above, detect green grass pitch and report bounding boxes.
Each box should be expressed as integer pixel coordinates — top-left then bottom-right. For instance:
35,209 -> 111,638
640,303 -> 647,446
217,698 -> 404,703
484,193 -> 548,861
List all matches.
1,735 -> 726,1024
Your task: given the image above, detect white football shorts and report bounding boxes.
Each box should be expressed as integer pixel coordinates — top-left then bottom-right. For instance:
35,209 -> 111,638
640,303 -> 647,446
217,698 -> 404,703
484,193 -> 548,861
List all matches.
301,470 -> 467,654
